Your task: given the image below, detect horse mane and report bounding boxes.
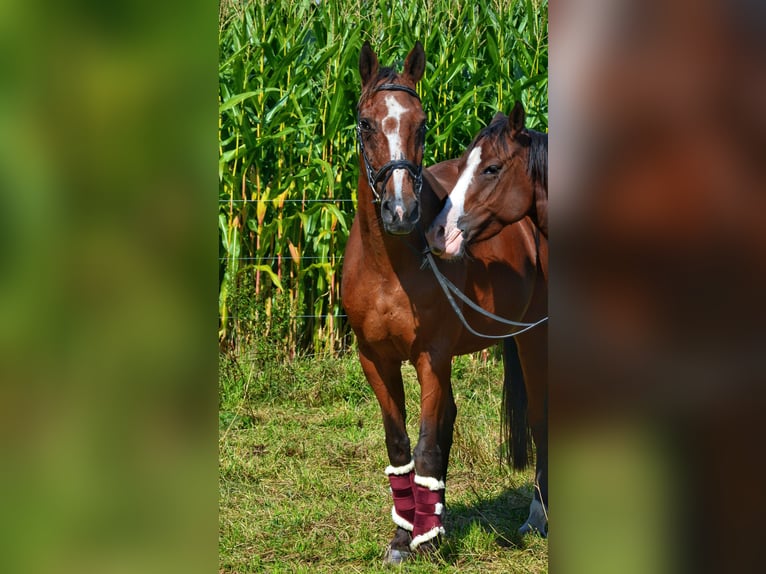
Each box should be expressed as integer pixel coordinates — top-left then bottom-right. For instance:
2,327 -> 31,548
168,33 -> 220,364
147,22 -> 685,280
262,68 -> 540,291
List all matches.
359,67 -> 403,104
468,116 -> 509,154
527,128 -> 548,236
527,129 -> 548,192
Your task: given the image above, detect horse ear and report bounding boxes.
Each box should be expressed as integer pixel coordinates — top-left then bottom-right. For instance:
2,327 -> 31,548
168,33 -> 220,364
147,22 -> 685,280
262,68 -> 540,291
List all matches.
491,112 -> 506,125
403,41 -> 425,83
509,100 -> 526,134
360,42 -> 379,86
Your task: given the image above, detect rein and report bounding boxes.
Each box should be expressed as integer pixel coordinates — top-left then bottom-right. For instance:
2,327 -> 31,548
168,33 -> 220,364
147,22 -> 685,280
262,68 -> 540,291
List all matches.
357,83 -> 424,204
420,244 -> 548,339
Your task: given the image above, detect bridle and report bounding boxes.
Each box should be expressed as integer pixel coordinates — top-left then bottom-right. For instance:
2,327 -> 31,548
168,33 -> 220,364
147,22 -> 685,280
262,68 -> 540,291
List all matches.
357,83 -> 424,204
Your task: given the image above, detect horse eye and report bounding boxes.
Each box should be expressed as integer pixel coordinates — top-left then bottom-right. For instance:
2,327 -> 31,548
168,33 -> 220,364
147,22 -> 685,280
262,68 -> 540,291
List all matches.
359,119 -> 373,132
482,165 -> 501,176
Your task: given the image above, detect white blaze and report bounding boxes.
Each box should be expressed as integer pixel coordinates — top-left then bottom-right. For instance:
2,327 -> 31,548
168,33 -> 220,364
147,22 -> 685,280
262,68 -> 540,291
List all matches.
382,95 -> 408,203
439,146 -> 482,235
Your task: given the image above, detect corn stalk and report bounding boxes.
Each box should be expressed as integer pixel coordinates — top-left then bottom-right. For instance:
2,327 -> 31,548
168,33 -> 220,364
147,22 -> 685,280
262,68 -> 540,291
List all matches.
219,0 -> 548,355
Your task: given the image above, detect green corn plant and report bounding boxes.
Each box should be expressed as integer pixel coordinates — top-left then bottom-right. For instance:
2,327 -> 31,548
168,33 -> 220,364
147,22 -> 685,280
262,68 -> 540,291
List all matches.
219,0 -> 548,356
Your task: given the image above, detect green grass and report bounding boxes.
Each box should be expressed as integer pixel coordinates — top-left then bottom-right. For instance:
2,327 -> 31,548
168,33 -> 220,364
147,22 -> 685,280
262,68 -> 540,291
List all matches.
219,351 -> 547,572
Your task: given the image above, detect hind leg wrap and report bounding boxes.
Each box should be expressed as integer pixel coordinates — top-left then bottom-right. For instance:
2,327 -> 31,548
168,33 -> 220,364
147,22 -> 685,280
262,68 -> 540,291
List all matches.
410,474 -> 446,550
385,460 -> 415,531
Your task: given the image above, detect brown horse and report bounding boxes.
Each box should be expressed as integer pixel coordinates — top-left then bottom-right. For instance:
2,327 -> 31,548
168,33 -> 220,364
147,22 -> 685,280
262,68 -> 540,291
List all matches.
341,43 -> 548,564
426,101 -> 548,259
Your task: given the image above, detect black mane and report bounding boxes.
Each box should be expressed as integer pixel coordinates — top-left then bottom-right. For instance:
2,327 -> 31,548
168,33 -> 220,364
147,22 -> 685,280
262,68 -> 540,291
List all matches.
359,67 -> 402,106
374,66 -> 399,84
527,129 -> 548,191
469,117 -> 508,151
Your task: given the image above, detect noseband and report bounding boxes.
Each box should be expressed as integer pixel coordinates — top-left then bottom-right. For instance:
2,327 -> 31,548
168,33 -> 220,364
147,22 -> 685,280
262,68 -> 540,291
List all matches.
357,83 -> 424,204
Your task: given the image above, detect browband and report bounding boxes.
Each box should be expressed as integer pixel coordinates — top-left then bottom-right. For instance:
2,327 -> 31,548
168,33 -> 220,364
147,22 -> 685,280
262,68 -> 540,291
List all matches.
375,83 -> 420,99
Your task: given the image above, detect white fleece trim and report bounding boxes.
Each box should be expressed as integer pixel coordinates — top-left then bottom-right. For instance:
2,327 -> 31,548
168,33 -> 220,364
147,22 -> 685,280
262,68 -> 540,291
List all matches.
409,525 -> 445,550
391,506 -> 414,531
385,459 -> 415,476
434,502 -> 444,516
413,474 -> 445,491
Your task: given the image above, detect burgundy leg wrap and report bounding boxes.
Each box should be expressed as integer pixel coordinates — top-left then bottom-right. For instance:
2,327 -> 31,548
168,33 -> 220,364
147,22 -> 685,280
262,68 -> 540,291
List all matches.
385,460 -> 416,532
410,475 -> 446,549
388,471 -> 415,531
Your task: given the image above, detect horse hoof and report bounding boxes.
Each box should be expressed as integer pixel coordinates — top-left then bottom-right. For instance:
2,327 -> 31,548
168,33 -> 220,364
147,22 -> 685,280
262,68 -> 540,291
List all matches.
519,498 -> 548,537
518,521 -> 547,538
383,545 -> 413,566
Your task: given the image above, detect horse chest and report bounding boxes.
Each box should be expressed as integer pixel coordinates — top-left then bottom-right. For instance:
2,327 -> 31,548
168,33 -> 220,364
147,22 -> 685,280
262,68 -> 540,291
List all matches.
356,280 -> 417,344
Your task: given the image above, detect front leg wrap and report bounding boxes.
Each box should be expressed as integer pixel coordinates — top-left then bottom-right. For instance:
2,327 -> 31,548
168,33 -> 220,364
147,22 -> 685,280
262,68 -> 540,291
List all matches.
410,474 -> 446,550
385,460 -> 416,532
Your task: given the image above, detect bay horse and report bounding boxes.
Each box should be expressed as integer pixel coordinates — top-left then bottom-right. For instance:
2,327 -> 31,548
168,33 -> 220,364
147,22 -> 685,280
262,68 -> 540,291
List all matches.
426,101 -> 548,259
341,43 -> 548,564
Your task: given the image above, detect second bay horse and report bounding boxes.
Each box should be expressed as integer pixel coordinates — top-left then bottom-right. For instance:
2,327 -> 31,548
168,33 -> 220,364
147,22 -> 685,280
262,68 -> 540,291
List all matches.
426,101 -> 548,259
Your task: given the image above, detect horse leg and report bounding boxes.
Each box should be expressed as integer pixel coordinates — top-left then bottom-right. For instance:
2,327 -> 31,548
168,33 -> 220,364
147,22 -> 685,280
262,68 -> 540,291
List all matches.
439,383 -> 458,481
357,348 -> 414,564
410,353 -> 455,553
516,324 -> 549,537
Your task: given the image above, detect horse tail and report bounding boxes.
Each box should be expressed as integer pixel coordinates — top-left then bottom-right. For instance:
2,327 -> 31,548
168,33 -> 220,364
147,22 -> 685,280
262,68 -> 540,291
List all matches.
502,337 -> 531,471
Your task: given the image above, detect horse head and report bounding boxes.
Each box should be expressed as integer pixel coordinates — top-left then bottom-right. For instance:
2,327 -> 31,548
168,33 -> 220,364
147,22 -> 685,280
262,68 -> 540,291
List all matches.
426,101 -> 548,258
357,42 -> 427,235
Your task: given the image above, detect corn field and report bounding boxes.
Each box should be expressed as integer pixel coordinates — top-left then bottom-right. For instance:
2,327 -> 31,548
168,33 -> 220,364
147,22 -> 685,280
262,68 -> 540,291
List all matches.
218,0 -> 548,356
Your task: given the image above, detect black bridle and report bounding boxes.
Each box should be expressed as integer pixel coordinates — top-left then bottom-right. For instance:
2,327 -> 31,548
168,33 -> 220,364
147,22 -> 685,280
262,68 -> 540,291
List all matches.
357,83 -> 425,204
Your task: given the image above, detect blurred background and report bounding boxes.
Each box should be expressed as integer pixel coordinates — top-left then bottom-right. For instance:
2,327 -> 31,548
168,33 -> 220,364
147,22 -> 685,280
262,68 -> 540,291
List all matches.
552,0 -> 766,572
0,1 -> 217,573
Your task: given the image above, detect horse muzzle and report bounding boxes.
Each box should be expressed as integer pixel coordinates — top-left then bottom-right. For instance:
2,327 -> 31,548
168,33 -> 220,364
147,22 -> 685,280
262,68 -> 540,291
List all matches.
426,221 -> 465,259
381,197 -> 420,235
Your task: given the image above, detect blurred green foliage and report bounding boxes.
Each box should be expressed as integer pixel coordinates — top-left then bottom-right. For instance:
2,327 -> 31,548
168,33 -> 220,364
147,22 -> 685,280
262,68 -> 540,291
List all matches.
1,1 -> 216,573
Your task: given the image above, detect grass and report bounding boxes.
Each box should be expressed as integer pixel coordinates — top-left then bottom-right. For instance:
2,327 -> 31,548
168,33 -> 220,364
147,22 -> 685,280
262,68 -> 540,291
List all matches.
219,350 -> 547,572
